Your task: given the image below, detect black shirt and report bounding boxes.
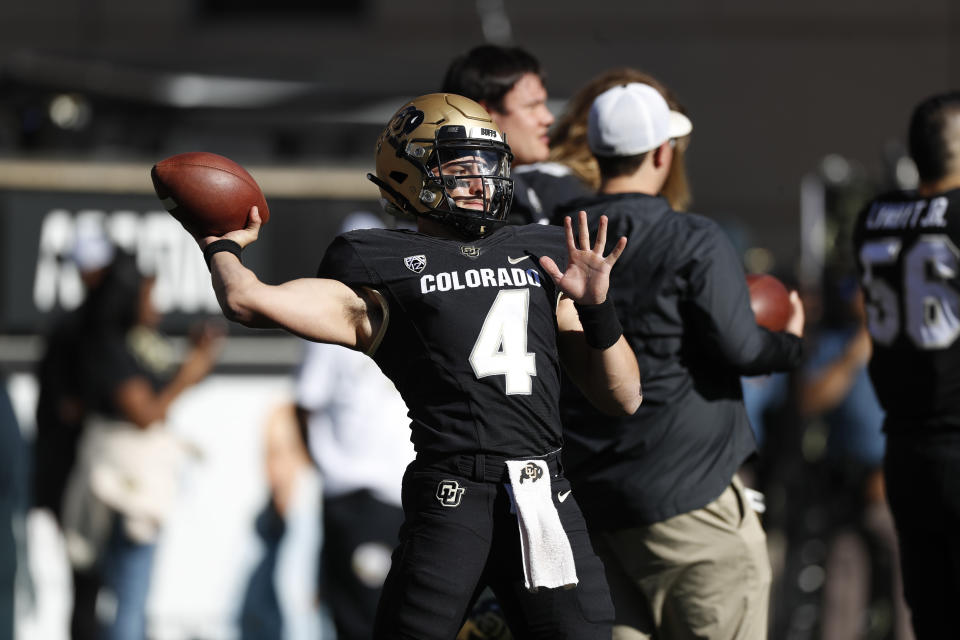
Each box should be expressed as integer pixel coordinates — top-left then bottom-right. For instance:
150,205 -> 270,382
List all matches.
852,188 -> 960,429
317,224 -> 571,460
80,327 -> 170,420
555,193 -> 803,528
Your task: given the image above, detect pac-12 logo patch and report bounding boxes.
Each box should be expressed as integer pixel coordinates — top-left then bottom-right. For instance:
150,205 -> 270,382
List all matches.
436,480 -> 465,507
519,462 -> 544,483
404,254 -> 427,273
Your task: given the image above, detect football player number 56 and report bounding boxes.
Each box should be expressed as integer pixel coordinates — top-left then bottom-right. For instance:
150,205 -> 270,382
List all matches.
859,234 -> 960,349
469,289 -> 537,394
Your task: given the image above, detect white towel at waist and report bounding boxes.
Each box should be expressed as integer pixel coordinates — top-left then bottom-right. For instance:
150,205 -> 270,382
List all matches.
505,459 -> 578,591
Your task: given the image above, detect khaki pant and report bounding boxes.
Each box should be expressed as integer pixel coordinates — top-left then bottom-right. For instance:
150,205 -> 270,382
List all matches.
595,475 -> 771,640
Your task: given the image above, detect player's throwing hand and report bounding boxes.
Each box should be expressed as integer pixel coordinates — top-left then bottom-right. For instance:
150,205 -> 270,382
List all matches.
195,205 -> 264,250
540,210 -> 628,305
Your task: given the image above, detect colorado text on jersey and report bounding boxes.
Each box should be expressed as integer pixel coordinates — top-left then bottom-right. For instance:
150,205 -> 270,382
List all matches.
419,267 -> 542,294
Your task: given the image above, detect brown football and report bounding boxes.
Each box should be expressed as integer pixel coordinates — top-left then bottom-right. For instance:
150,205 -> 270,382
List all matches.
151,151 -> 270,237
746,273 -> 792,332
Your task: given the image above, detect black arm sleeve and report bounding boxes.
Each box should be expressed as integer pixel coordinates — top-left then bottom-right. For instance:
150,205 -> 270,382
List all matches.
686,223 -> 803,375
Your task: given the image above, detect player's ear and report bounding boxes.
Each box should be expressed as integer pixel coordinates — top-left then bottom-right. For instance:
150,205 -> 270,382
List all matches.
652,141 -> 673,169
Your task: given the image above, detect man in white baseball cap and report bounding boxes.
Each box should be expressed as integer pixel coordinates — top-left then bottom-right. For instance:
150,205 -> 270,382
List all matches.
558,81 -> 805,640
587,82 -> 692,158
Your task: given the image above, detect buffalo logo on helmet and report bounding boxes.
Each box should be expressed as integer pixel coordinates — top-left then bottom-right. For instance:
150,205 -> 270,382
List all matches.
389,105 -> 424,136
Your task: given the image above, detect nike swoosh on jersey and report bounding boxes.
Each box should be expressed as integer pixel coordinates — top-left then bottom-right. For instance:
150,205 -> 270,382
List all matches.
557,490 -> 571,503
507,255 -> 531,264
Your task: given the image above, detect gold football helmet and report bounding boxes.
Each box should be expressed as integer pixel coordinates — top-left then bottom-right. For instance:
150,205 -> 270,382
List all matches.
368,93 -> 514,238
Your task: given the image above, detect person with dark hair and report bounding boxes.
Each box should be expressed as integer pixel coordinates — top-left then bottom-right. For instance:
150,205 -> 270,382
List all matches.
59,251 -> 222,640
188,92 -> 642,639
852,90 -> 960,638
907,91 -> 960,184
442,45 -> 590,224
441,45 -> 549,166
556,83 -> 805,639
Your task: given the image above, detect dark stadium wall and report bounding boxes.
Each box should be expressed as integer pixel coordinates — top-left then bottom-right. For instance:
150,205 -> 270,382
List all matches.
0,0 -> 957,283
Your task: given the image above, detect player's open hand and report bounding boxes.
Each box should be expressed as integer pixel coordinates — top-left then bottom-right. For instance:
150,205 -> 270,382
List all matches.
540,211 -> 627,305
195,206 -> 264,250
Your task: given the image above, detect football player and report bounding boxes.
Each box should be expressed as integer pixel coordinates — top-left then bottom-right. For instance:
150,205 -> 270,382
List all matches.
194,93 -> 641,639
852,90 -> 960,638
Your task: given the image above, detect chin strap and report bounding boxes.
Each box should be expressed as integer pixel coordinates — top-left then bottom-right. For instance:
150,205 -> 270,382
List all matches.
367,173 -> 419,218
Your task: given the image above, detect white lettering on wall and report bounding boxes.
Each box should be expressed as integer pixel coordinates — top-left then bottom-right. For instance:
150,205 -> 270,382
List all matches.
32,208 -> 219,313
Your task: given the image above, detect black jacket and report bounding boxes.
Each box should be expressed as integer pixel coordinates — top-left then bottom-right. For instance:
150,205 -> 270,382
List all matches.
556,193 -> 803,528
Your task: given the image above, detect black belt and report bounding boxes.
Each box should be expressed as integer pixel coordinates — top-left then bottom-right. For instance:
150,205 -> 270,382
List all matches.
417,450 -> 564,483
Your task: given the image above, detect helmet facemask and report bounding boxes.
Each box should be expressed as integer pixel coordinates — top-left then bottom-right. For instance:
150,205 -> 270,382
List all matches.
417,125 -> 514,237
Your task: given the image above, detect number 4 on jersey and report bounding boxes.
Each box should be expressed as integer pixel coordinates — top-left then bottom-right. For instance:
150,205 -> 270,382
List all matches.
469,289 -> 537,394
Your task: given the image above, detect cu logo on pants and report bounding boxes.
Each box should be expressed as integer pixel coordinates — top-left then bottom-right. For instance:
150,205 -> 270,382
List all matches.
436,480 -> 465,507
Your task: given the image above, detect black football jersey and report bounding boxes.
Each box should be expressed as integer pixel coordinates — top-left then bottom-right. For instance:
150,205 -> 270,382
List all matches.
852,188 -> 960,426
317,224 -> 570,458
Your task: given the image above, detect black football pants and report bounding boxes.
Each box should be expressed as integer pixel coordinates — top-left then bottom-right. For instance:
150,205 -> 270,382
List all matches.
373,458 -> 614,639
884,429 -> 960,639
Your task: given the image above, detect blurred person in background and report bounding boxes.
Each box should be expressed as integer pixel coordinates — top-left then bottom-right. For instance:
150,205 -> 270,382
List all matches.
33,222 -> 115,640
794,272 -> 912,639
556,81 -> 805,639
293,211 -> 414,640
852,90 -> 960,638
441,45 -> 590,224
0,374 -> 27,640
240,404 -> 329,640
58,250 -> 222,640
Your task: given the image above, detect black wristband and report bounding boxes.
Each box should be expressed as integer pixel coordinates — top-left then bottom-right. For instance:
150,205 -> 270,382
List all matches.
574,298 -> 624,350
203,239 -> 243,271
